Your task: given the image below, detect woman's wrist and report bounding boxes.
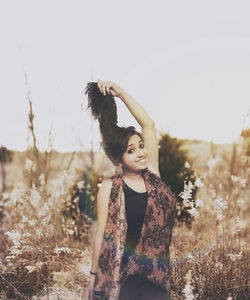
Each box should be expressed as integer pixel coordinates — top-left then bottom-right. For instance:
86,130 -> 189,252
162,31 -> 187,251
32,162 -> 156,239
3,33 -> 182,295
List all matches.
90,270 -> 97,276
117,88 -> 128,100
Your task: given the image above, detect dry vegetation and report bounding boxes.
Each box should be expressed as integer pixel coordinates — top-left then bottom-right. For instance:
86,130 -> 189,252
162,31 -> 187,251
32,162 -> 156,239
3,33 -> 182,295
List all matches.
0,111 -> 249,299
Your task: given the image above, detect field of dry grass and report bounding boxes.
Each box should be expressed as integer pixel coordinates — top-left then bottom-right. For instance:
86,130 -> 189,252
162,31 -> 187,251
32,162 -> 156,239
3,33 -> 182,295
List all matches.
0,138 -> 249,299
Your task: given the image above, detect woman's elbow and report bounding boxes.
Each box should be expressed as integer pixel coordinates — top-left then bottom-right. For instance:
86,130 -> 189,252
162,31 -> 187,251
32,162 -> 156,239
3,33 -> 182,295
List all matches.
143,120 -> 155,128
94,228 -> 105,239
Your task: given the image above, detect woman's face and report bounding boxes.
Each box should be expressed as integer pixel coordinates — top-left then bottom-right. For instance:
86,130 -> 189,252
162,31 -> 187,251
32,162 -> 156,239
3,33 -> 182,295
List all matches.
120,134 -> 148,172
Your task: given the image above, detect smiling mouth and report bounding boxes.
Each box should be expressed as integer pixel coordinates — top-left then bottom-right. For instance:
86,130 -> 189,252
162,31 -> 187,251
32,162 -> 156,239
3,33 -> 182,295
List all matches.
137,157 -> 146,163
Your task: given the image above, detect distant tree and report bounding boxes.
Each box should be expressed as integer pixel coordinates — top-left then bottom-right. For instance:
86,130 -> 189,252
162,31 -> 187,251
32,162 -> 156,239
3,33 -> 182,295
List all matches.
65,168 -> 102,241
158,133 -> 197,226
0,146 -> 13,193
240,128 -> 250,156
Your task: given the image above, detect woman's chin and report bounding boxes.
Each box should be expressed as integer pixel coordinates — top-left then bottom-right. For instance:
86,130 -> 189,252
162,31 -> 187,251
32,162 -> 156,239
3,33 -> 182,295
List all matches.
137,162 -> 148,170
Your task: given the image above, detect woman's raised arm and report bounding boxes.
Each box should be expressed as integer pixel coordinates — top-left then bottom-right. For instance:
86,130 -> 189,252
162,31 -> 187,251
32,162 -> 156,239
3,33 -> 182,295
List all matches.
97,80 -> 159,174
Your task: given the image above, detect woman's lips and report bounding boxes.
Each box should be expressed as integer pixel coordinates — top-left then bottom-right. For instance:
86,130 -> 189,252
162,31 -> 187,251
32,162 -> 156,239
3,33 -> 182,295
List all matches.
137,158 -> 146,163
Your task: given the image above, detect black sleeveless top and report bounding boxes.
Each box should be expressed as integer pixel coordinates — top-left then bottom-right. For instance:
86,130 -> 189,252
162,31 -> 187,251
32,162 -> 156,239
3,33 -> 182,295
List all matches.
121,179 -> 148,267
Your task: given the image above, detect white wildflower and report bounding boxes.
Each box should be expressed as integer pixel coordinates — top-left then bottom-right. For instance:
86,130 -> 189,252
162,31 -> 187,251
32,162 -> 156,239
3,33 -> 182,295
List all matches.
77,180 -> 85,189
214,196 -> 228,220
67,229 -> 74,235
239,178 -> 247,187
228,251 -> 243,262
231,217 -> 247,234
231,175 -> 247,187
5,255 -> 16,261
194,177 -> 203,187
210,188 -> 216,198
8,184 -> 24,206
214,197 -> 228,210
43,203 -> 49,210
215,262 -> 223,270
188,206 -> 200,218
24,158 -> 36,171
195,198 -> 204,208
35,228 -> 43,238
230,175 -> 238,183
186,254 -> 195,261
4,230 -> 21,247
42,217 -> 50,225
22,232 -> 31,238
183,270 -> 195,300
28,219 -> 37,226
73,196 -> 80,203
179,181 -> 195,208
30,188 -> 41,207
2,192 -> 10,200
36,261 -> 44,268
22,216 -> 29,223
54,247 -> 71,255
25,265 -> 36,273
38,173 -> 45,185
185,161 -> 191,168
38,203 -> 49,217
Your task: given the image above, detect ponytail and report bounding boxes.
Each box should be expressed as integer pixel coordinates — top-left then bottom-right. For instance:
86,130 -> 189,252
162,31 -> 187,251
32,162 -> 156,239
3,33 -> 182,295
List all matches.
85,82 -> 142,166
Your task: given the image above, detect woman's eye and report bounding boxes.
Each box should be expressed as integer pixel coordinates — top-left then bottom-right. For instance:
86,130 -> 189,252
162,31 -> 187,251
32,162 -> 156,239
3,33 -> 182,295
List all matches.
128,144 -> 144,153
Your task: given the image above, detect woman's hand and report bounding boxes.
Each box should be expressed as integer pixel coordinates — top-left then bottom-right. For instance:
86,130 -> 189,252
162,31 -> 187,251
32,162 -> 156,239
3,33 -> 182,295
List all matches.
86,275 -> 95,300
97,80 -> 125,98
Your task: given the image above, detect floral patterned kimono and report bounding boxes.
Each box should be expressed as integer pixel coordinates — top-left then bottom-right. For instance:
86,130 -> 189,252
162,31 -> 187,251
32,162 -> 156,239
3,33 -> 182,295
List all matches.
93,167 -> 177,300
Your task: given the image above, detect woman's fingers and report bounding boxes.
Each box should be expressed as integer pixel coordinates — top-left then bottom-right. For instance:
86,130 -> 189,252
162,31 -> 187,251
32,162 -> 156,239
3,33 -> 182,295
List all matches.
103,82 -> 112,95
105,85 -> 112,94
101,84 -> 106,95
97,80 -> 101,93
104,85 -> 108,95
97,80 -> 106,95
97,79 -> 104,95
97,80 -> 116,96
97,79 -> 101,89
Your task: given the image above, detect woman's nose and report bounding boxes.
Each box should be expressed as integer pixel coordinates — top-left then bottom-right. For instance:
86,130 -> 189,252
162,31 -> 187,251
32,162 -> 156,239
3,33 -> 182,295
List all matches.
137,148 -> 145,157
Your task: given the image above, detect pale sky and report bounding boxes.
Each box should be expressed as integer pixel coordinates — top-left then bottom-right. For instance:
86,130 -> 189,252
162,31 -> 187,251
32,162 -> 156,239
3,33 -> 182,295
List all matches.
0,0 -> 249,152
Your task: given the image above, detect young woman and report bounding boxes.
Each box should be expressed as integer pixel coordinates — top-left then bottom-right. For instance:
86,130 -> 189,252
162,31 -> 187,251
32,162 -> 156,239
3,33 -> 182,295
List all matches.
85,80 -> 176,300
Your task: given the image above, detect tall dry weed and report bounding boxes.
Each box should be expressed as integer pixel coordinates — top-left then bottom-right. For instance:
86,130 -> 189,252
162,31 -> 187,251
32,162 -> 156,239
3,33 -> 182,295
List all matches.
0,100 -> 95,299
171,141 -> 250,300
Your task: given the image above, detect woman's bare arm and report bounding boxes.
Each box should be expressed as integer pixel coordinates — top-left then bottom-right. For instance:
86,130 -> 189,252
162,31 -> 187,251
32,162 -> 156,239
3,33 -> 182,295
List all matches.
90,179 -> 112,272
119,90 -> 154,127
119,90 -> 159,174
97,80 -> 160,174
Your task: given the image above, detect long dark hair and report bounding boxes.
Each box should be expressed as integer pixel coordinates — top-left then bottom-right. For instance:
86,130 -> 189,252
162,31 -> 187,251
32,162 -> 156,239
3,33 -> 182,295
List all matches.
85,82 -> 142,166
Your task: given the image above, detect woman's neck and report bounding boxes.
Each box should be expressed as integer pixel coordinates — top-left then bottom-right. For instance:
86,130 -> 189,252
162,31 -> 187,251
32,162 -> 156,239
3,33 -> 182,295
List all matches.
121,169 -> 142,179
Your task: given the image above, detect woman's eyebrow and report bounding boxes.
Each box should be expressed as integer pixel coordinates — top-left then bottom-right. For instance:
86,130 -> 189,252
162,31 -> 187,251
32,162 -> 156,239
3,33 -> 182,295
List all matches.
127,139 -> 143,148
